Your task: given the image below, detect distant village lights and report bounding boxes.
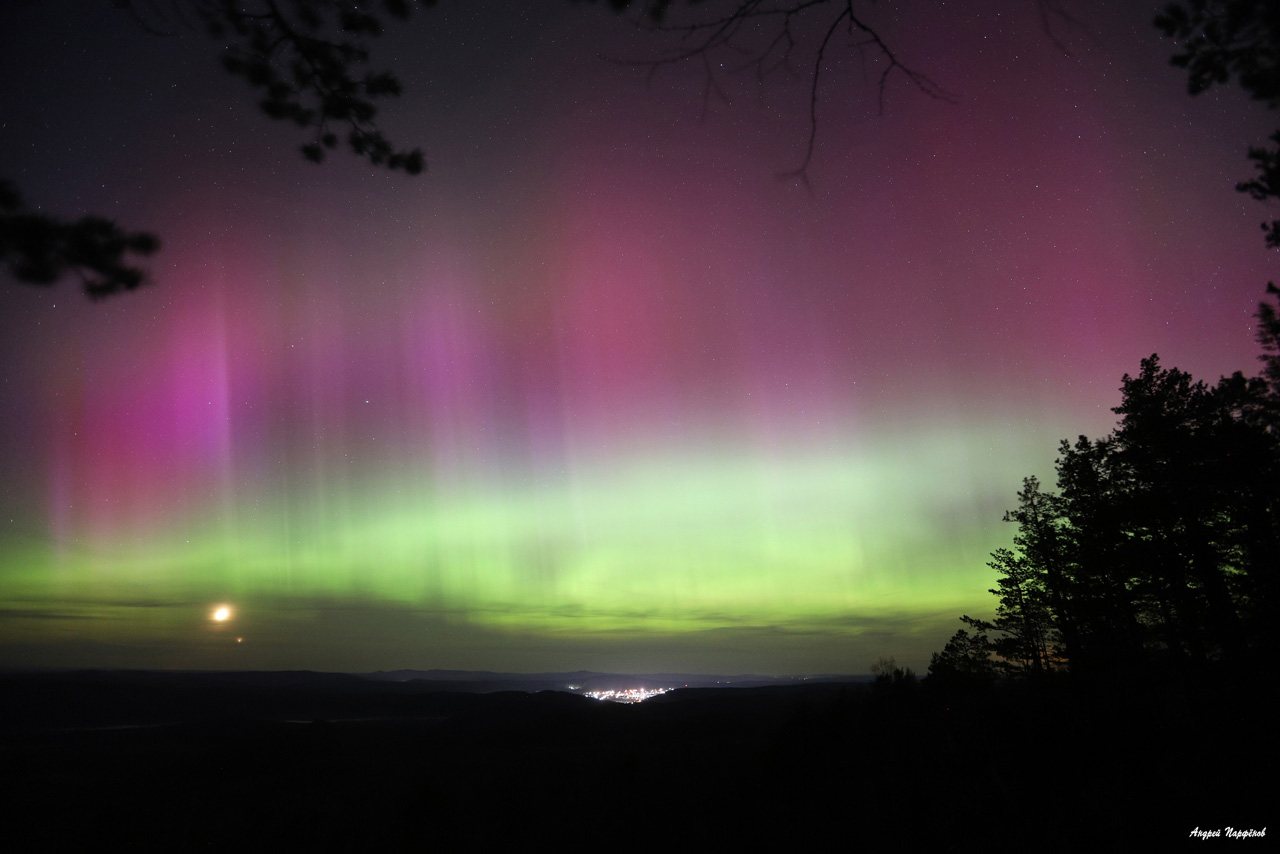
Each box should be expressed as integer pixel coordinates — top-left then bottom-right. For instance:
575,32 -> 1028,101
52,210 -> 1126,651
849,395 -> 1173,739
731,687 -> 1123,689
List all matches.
583,687 -> 670,704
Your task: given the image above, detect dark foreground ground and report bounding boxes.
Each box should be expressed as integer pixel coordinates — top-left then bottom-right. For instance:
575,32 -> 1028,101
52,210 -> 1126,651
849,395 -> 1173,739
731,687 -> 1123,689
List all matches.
2,670 -> 1270,850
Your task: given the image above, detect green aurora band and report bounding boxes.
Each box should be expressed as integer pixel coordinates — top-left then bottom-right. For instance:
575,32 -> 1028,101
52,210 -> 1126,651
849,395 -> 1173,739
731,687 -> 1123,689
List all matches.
1,415 -> 1067,672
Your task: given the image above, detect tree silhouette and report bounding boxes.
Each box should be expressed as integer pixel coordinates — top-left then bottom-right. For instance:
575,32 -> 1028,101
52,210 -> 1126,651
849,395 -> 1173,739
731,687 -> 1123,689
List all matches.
983,478 -> 1063,675
1156,1 -> 1280,246
927,616 -> 999,690
1257,283 -> 1280,390
0,181 -> 161,299
599,0 -> 952,178
3,0 -> 431,299
956,334 -> 1280,681
870,656 -> 918,692
5,1 -> 1274,297
162,0 -> 428,173
4,0 -> 956,297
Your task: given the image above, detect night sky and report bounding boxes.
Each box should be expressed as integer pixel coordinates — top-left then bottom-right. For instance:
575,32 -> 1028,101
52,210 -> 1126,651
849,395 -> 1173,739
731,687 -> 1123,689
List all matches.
1,0 -> 1274,674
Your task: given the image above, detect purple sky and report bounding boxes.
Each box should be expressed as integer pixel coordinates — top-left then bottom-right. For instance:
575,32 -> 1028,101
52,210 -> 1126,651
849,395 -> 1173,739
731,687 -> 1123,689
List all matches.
0,0 -> 1275,674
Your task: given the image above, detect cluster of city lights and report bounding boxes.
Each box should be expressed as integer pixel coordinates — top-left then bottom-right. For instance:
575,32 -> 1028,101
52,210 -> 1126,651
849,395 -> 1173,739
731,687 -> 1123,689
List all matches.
583,687 -> 671,704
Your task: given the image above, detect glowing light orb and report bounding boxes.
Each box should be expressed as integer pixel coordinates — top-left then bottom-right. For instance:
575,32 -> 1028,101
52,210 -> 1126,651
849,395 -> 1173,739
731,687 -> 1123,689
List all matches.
212,606 -> 231,622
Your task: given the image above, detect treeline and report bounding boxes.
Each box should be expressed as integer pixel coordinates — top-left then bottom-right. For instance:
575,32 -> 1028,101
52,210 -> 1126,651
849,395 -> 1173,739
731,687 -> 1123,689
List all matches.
930,286 -> 1280,687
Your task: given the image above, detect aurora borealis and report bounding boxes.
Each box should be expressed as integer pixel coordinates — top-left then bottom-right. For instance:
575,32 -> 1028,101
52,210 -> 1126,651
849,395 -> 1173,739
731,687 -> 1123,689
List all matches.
1,0 -> 1276,673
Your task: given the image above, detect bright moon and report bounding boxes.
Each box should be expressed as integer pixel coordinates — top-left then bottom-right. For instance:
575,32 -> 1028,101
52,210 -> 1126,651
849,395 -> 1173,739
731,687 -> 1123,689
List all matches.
212,606 -> 231,622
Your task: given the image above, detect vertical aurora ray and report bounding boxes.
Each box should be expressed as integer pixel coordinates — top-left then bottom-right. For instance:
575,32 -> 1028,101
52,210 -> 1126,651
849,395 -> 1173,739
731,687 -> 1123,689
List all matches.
4,221 -> 1080,668
1,0 -> 1275,672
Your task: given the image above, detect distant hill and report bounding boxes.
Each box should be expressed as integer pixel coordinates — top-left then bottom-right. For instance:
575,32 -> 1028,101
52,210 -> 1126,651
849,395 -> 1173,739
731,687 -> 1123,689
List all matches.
362,668 -> 870,692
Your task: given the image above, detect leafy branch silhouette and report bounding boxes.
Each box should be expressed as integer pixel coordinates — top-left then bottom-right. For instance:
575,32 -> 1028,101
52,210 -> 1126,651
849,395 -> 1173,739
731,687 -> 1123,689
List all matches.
0,181 -> 161,299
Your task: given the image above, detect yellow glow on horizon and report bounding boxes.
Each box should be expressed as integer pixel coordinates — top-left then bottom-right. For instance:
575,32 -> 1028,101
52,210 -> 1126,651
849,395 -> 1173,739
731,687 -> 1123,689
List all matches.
212,606 -> 231,622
